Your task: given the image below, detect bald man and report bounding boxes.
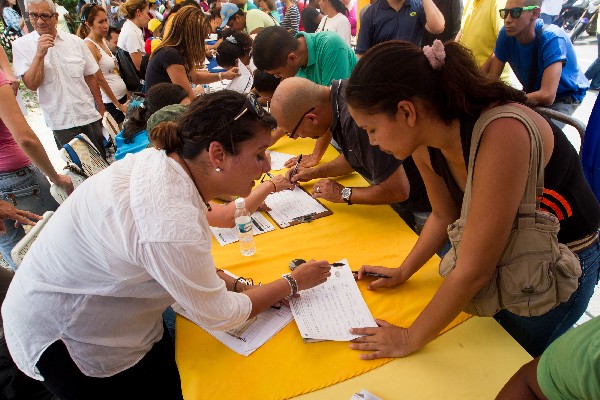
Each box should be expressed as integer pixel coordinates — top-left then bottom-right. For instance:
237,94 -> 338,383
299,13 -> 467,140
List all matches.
271,77 -> 431,232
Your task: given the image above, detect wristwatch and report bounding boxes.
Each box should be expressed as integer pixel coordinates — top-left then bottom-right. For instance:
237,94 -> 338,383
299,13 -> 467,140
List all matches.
341,187 -> 353,205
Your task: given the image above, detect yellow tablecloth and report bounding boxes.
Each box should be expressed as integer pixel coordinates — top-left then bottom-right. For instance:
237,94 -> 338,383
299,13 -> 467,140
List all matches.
176,138 -> 471,399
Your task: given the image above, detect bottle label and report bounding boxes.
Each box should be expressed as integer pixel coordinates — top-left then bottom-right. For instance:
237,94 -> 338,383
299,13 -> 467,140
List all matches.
237,221 -> 252,234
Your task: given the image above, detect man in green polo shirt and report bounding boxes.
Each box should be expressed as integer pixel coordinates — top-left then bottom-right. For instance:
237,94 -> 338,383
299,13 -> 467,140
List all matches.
252,26 -> 357,167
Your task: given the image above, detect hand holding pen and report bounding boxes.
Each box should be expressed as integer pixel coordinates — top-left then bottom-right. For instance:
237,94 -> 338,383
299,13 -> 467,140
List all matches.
290,154 -> 302,181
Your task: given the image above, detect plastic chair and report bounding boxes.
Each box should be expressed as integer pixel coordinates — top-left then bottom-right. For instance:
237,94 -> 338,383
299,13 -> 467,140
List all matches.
0,253 -> 11,270
10,211 -> 53,267
102,112 -> 120,143
59,133 -> 111,178
534,106 -> 587,153
49,165 -> 87,204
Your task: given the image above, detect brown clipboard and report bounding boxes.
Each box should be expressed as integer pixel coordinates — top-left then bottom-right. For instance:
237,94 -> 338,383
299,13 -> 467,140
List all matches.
264,186 -> 333,229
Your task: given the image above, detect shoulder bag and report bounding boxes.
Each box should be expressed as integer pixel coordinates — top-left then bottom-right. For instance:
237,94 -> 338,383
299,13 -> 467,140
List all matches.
439,105 -> 582,317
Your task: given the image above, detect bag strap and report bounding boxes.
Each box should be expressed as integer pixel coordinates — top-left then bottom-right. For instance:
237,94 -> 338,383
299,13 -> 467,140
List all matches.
459,105 -> 545,229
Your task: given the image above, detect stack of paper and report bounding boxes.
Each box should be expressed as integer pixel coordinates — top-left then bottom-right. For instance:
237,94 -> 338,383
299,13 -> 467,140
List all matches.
290,260 -> 378,342
265,186 -> 331,228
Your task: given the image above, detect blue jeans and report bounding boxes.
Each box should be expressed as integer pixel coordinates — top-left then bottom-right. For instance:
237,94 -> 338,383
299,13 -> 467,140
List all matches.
0,165 -> 58,270
494,233 -> 600,357
585,34 -> 600,89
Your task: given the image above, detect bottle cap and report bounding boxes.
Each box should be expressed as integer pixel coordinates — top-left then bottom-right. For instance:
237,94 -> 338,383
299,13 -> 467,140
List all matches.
234,197 -> 246,208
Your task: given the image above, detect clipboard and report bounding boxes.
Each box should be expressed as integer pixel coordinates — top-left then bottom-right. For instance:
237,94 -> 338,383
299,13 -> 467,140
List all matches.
264,186 -> 333,229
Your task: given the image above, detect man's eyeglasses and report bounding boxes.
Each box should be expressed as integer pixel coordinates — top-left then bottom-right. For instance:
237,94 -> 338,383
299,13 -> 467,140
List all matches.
499,6 -> 539,19
28,12 -> 55,22
287,107 -> 315,139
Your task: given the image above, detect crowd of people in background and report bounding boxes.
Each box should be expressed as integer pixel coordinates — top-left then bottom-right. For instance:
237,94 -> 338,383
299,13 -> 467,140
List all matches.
0,0 -> 599,398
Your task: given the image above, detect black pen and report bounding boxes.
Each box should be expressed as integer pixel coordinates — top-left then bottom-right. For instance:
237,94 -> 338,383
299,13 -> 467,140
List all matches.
352,271 -> 391,279
330,263 -> 345,267
251,217 -> 264,232
260,172 -> 274,183
290,154 -> 302,181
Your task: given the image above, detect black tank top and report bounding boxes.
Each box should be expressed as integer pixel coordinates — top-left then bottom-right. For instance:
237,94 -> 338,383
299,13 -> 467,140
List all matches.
428,111 -> 600,243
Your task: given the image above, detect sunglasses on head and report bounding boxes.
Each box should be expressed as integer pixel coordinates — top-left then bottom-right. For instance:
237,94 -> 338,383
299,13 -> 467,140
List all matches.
499,5 -> 539,19
233,93 -> 265,121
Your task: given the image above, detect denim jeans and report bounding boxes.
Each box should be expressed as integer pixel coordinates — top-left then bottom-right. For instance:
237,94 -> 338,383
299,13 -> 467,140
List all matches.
494,233 -> 600,357
585,34 -> 600,89
0,165 -> 59,270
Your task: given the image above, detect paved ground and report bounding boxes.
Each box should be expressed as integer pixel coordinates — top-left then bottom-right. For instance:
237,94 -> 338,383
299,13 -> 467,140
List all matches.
22,33 -> 600,322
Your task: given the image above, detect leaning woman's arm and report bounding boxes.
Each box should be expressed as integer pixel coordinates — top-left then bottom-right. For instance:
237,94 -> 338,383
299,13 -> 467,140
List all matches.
351,119 -> 532,359
0,84 -> 73,193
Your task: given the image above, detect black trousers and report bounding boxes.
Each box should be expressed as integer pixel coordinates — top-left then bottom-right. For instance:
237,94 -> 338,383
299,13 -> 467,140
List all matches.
36,326 -> 183,400
104,95 -> 128,125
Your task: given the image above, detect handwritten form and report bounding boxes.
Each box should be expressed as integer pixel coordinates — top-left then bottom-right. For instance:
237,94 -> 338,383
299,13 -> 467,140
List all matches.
267,151 -> 294,171
290,260 -> 378,342
226,59 -> 253,94
265,186 -> 330,228
210,212 -> 275,246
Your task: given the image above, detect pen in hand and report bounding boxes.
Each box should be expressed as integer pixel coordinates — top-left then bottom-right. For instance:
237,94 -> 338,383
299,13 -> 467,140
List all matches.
290,154 -> 303,182
352,271 -> 391,279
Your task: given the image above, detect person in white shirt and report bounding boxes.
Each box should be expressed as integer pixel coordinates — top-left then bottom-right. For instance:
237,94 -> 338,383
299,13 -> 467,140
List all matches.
117,0 -> 150,72
55,0 -> 74,33
12,0 -> 107,157
1,91 -> 331,399
148,0 -> 163,21
315,0 -> 351,46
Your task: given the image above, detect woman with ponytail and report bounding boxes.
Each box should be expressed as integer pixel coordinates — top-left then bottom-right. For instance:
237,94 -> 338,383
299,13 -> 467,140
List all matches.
117,0 -> 150,72
2,90 -> 331,398
315,0 -> 351,46
215,29 -> 253,70
346,40 -> 600,359
78,5 -> 129,124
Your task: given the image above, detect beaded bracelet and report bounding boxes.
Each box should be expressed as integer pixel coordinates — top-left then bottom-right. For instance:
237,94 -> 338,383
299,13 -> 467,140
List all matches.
282,273 -> 298,296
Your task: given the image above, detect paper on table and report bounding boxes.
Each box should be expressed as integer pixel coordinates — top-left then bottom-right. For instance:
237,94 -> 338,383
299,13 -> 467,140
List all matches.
265,186 -> 330,228
225,59 -> 253,94
210,212 -> 275,246
290,260 -> 378,342
350,389 -> 383,400
172,302 -> 293,356
267,150 -> 294,171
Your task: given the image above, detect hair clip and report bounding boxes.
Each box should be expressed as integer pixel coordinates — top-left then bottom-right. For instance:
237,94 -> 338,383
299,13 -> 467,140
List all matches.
225,36 -> 238,44
139,102 -> 146,109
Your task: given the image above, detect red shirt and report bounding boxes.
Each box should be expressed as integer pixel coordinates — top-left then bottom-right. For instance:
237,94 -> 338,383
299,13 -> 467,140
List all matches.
0,70 -> 29,173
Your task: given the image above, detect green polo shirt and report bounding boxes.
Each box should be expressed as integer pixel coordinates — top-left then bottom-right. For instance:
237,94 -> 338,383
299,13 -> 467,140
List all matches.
294,31 -> 357,86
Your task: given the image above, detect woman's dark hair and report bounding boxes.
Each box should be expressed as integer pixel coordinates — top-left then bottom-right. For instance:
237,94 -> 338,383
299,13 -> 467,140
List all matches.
327,0 -> 347,16
151,90 -> 277,159
0,0 -> 21,27
252,69 -> 280,95
346,41 -> 527,124
166,0 -> 199,21
216,29 -> 252,69
122,83 -> 188,141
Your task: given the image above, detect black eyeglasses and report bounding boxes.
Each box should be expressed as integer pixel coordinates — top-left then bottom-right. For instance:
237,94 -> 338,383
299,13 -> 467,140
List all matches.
287,107 -> 315,139
499,6 -> 538,19
28,12 -> 55,22
232,93 -> 265,122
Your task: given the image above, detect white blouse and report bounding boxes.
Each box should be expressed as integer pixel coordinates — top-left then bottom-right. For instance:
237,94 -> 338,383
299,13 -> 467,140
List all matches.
315,13 -> 352,46
2,149 -> 252,380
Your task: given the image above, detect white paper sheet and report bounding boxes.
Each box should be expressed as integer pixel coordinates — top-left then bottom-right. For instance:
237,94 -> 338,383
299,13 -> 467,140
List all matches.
172,302 -> 293,356
267,150 -> 294,171
264,186 -> 329,228
225,59 -> 253,94
210,212 -> 275,246
290,260 -> 378,342
350,389 -> 383,400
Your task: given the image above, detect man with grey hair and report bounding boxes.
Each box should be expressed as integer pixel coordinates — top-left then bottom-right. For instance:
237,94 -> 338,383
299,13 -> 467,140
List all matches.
12,0 -> 108,157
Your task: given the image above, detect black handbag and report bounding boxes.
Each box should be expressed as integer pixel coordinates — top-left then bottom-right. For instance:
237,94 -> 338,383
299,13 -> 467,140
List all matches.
115,47 -> 143,92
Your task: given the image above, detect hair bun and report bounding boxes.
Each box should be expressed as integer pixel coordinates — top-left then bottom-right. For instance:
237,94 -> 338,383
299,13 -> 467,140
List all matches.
149,121 -> 182,152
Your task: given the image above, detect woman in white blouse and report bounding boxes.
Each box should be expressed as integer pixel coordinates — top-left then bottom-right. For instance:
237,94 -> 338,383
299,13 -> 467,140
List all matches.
78,5 -> 130,125
117,0 -> 150,72
1,91 -> 331,399
315,0 -> 351,46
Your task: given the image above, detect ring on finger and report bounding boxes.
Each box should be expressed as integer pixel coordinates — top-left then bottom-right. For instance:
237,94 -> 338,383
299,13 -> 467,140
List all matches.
315,186 -> 320,193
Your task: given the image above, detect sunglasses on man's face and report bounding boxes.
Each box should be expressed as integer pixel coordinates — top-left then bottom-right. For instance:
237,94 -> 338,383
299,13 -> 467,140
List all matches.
287,107 -> 315,139
499,6 -> 539,19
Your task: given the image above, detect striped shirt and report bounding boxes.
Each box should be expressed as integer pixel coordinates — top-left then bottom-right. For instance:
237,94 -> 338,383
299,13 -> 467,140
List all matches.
282,4 -> 300,35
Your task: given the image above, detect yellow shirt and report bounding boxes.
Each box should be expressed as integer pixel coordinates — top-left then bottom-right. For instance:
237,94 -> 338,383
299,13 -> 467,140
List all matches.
460,0 -> 510,81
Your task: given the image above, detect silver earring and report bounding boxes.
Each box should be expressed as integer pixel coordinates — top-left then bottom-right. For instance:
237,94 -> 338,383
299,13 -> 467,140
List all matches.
215,167 -> 222,173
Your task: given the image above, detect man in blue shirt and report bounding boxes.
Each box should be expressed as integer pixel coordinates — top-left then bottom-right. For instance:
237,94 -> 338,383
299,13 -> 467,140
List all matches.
356,0 -> 445,56
488,0 -> 588,123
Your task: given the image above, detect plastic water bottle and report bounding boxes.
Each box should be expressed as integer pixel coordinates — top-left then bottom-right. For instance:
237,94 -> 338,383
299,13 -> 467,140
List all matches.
234,198 -> 256,256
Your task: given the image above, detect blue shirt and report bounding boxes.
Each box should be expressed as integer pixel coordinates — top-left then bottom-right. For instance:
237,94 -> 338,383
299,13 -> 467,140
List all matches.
114,129 -> 150,161
356,0 -> 426,54
494,19 -> 589,102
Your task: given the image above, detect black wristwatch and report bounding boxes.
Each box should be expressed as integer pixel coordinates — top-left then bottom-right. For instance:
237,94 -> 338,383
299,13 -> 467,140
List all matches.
341,187 -> 352,205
